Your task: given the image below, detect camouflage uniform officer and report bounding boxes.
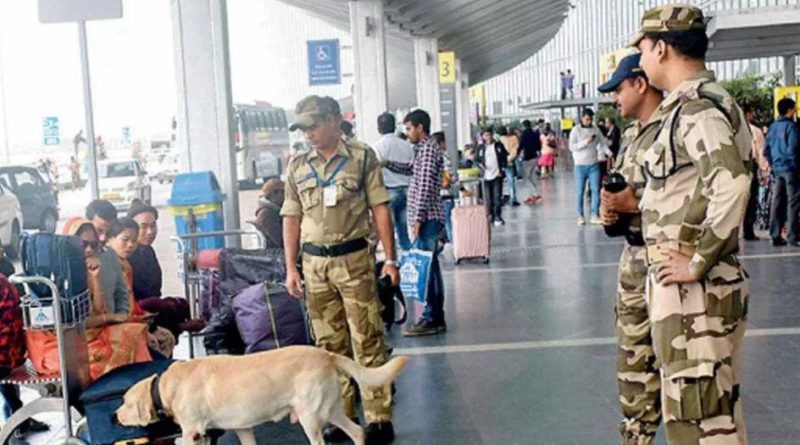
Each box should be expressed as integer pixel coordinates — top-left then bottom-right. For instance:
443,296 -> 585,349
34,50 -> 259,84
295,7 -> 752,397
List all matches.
599,53 -> 665,444
281,96 -> 400,443
630,5 -> 752,444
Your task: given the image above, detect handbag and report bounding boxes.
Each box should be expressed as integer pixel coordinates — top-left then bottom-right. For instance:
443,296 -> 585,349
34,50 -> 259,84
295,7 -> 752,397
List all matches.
399,240 -> 433,304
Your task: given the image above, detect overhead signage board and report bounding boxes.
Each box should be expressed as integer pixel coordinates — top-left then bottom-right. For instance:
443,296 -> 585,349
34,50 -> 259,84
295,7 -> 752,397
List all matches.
307,39 -> 341,86
38,0 -> 123,23
42,116 -> 60,146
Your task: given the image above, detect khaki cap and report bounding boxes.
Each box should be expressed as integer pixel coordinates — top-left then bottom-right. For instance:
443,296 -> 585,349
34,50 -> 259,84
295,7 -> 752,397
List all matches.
627,4 -> 707,47
289,95 -> 341,131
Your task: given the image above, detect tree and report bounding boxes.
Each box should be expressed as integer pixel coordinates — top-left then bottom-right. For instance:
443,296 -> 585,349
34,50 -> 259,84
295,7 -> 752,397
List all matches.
720,73 -> 780,127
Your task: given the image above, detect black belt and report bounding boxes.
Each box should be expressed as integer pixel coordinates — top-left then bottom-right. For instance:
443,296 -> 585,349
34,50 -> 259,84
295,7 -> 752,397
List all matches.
303,238 -> 368,257
386,185 -> 408,190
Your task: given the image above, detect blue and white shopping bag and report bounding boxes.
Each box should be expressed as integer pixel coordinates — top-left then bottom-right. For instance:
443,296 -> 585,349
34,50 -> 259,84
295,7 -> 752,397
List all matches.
399,247 -> 433,303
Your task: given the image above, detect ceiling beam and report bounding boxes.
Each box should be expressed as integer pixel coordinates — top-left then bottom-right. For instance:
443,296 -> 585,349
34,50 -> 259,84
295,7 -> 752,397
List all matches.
444,6 -> 564,56
439,1 -> 565,49
433,0 -> 561,41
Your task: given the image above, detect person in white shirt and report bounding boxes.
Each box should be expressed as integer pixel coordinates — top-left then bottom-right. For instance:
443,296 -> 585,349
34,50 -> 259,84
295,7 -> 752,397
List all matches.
476,127 -> 510,226
568,108 -> 606,225
373,112 -> 415,250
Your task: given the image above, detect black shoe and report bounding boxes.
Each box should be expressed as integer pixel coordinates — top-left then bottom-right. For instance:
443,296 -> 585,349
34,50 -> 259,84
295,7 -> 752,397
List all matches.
743,234 -> 760,241
403,320 -> 445,337
14,419 -> 50,437
323,418 -> 359,442
772,237 -> 788,247
511,201 -> 521,207
365,422 -> 395,444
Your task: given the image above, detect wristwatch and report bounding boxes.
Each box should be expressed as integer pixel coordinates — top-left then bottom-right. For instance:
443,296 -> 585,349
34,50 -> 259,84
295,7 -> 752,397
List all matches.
384,259 -> 398,267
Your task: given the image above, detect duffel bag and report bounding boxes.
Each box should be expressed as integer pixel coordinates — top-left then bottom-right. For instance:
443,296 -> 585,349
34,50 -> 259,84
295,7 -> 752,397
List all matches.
232,282 -> 309,354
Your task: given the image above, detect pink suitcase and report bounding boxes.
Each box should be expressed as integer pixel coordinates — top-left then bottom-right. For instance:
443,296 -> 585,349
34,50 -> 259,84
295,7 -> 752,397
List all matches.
451,204 -> 491,264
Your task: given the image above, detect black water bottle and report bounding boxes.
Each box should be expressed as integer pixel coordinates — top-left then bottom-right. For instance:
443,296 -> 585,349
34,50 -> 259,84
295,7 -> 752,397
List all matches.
602,172 -> 631,238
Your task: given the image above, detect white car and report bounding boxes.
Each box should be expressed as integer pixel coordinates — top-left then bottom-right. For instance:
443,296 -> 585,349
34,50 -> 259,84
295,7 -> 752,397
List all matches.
148,152 -> 180,184
98,159 -> 152,211
0,182 -> 24,259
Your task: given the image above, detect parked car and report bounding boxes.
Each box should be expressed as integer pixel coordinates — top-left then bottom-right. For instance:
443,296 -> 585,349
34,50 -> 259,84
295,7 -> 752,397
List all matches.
147,152 -> 180,184
98,159 -> 152,211
0,166 -> 60,233
0,182 -> 23,259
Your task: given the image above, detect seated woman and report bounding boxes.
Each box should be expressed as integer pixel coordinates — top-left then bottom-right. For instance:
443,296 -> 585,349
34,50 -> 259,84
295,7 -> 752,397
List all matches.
26,218 -> 152,381
127,201 -> 203,339
106,218 -> 176,358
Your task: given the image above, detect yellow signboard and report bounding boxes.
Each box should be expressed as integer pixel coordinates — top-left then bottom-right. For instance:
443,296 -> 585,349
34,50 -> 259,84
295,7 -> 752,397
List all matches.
775,86 -> 800,118
561,118 -> 574,131
439,51 -> 456,84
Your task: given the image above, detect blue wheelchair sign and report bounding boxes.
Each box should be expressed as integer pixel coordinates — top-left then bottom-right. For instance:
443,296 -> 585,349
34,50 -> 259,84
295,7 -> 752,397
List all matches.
307,39 -> 341,86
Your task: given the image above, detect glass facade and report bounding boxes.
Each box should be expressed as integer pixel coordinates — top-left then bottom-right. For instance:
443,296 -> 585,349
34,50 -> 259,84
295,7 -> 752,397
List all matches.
484,0 -> 800,117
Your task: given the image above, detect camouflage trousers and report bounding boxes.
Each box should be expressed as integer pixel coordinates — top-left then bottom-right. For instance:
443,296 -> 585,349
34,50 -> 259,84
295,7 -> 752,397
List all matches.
615,244 -> 662,444
302,248 -> 392,423
646,257 -> 748,445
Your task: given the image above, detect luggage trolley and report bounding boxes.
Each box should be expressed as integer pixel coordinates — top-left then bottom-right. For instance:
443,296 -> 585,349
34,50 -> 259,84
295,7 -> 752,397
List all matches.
171,226 -> 266,358
0,275 -> 92,445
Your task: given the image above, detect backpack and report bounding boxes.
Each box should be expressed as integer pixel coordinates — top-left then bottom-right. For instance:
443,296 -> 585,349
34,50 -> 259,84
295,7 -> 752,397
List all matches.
21,233 -> 87,300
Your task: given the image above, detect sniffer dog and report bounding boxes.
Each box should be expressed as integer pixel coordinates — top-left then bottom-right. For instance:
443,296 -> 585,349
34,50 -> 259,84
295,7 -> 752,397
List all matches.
115,345 -> 408,445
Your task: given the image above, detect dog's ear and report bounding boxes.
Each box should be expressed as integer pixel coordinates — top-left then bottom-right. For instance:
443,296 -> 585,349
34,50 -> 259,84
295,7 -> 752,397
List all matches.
118,375 -> 158,427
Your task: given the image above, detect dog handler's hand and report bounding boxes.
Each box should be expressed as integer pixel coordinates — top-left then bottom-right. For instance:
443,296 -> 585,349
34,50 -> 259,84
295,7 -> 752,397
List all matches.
382,263 -> 399,287
286,269 -> 304,298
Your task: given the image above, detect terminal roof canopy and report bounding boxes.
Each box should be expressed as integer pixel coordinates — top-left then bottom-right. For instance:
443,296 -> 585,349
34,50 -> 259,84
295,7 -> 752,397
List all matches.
279,0 -> 570,85
706,6 -> 800,61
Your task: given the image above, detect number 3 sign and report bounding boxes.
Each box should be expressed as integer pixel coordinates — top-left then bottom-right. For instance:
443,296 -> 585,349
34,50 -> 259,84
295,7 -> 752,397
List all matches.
438,51 -> 456,84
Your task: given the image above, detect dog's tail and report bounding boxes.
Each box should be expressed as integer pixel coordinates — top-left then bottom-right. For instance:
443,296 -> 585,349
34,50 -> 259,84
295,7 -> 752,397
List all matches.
331,354 -> 409,387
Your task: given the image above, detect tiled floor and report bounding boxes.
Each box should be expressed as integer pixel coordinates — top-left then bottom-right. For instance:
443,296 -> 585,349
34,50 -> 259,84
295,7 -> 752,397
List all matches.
12,172 -> 800,444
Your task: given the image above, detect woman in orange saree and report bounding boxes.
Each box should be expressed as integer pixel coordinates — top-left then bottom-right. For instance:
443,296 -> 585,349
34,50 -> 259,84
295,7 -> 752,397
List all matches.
26,218 -> 151,381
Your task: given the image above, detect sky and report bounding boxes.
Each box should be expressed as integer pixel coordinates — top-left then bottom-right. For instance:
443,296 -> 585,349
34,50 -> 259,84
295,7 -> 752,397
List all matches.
0,0 -> 350,159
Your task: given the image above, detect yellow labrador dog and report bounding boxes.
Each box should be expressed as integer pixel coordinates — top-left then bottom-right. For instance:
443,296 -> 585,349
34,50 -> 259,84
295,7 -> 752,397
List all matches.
115,345 -> 408,445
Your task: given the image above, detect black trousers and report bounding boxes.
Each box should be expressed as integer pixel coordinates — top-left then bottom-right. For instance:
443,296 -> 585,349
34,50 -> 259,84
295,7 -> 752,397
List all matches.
486,177 -> 504,221
1,368 -> 22,418
769,171 -> 800,243
743,164 -> 759,238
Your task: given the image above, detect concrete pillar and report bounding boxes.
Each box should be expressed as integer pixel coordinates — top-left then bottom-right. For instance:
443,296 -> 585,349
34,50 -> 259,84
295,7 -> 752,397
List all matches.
349,0 -> 389,145
454,61 -> 471,152
413,37 -> 441,131
784,55 -> 797,86
171,0 -> 240,231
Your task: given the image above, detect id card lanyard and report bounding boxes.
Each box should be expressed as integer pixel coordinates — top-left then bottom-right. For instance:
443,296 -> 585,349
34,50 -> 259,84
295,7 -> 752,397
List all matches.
308,156 -> 348,207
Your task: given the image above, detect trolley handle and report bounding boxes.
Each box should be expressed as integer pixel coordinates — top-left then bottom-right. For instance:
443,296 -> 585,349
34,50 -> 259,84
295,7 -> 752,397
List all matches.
170,226 -> 267,251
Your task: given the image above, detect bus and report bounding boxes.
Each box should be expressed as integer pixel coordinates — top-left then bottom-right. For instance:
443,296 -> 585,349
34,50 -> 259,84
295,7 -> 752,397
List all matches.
234,102 -> 290,185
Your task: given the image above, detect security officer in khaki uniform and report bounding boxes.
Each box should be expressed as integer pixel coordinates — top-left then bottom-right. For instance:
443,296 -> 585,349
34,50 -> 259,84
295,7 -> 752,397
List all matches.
281,96 -> 400,443
598,52 -> 665,444
630,5 -> 752,444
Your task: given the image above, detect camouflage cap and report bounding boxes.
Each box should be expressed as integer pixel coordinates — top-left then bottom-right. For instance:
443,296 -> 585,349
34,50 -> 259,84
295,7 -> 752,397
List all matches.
627,4 -> 707,47
289,95 -> 341,131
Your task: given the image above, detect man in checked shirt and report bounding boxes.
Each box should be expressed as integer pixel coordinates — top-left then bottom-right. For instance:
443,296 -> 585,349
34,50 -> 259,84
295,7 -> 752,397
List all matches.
384,109 -> 447,337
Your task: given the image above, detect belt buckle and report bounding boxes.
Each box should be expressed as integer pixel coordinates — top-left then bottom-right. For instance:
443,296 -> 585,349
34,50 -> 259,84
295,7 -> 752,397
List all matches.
320,245 -> 332,257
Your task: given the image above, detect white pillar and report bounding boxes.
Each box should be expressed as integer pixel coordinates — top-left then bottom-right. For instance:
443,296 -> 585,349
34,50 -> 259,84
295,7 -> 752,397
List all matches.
349,0 -> 389,145
413,37 -> 441,131
171,0 -> 240,231
784,55 -> 797,86
454,61 -> 471,152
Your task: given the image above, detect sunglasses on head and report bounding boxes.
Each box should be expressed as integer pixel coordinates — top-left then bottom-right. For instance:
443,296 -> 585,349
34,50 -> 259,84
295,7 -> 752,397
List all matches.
82,240 -> 100,250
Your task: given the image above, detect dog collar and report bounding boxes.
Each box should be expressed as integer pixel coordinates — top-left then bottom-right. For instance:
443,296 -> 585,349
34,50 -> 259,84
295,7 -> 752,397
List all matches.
151,374 -> 169,421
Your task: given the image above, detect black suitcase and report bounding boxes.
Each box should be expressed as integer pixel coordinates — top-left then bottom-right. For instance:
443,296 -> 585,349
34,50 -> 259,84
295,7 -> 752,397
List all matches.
79,360 -> 180,445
